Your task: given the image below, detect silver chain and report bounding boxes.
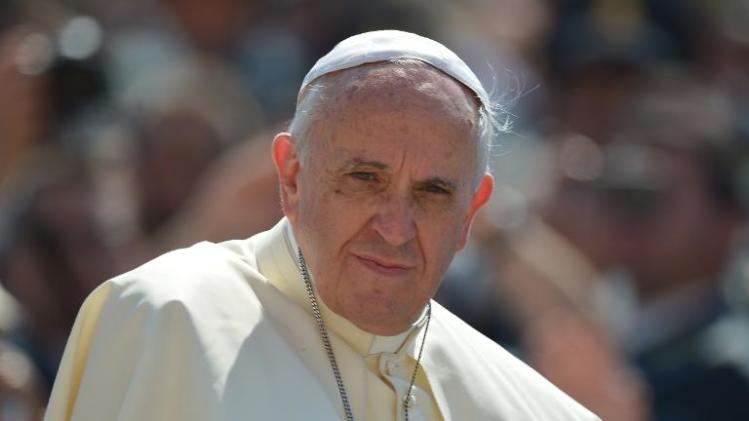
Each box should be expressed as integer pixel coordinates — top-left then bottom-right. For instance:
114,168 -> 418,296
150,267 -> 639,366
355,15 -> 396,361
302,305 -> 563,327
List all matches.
298,249 -> 354,421
403,300 -> 430,421
297,247 -> 431,421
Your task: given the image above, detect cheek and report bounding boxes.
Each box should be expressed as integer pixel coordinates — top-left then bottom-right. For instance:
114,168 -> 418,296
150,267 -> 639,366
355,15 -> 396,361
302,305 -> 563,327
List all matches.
297,178 -> 371,255
419,211 -> 466,267
422,195 -> 471,233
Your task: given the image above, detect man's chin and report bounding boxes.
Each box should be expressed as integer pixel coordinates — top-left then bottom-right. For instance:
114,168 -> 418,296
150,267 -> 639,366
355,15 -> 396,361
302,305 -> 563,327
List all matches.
353,318 -> 412,336
344,302 -> 418,336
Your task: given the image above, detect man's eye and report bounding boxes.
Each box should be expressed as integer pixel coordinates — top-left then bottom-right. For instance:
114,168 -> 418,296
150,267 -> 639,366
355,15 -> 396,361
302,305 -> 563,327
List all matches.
349,172 -> 377,182
423,184 -> 450,195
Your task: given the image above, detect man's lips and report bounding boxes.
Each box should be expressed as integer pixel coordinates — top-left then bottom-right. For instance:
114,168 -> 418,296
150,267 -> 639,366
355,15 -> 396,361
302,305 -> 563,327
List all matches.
353,254 -> 414,276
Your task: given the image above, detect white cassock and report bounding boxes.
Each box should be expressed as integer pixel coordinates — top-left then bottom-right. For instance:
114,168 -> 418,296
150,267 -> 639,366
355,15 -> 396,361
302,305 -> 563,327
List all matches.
45,218 -> 599,421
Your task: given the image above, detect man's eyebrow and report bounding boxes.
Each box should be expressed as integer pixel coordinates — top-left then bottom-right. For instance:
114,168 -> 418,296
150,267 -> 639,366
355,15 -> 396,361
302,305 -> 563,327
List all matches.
343,159 -> 388,170
419,177 -> 457,191
339,159 -> 457,190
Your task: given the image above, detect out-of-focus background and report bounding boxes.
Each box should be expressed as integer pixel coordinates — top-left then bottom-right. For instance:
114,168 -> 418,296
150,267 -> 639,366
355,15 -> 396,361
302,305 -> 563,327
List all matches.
2,0 -> 749,419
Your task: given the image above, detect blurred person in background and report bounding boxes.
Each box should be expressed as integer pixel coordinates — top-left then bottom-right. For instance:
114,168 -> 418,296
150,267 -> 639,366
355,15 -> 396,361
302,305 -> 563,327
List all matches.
0,157 -> 118,397
592,75 -> 749,421
132,110 -> 224,237
543,0 -> 693,143
507,75 -> 749,421
140,124 -> 286,260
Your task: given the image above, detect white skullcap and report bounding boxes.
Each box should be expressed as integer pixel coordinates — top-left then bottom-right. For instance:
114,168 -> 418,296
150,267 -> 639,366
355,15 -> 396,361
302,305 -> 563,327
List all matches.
300,30 -> 489,108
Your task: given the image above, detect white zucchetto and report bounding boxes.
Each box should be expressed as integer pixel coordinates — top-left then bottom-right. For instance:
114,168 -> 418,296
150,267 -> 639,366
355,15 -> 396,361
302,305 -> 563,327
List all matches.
300,30 -> 489,108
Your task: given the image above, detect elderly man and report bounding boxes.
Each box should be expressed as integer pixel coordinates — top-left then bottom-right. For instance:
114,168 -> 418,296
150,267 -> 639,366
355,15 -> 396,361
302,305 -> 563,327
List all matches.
45,31 -> 598,420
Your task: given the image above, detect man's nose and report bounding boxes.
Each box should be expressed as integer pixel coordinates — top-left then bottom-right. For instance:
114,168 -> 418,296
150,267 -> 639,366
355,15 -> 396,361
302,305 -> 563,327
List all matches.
371,193 -> 417,246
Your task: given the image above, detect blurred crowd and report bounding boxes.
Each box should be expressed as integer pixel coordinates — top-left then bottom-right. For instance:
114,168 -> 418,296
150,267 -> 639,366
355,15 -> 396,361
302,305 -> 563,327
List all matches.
1,0 -> 749,420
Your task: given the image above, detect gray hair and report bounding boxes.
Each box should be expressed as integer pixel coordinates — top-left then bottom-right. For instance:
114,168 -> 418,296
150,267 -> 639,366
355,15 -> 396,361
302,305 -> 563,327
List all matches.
289,59 -> 506,186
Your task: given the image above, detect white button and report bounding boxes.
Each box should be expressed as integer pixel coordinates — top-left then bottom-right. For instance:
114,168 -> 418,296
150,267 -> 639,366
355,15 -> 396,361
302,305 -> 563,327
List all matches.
386,359 -> 401,375
404,393 -> 416,407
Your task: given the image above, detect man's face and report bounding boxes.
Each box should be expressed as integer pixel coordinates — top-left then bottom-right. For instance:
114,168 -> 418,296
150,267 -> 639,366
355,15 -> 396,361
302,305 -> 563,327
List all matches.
273,64 -> 493,335
622,150 -> 741,296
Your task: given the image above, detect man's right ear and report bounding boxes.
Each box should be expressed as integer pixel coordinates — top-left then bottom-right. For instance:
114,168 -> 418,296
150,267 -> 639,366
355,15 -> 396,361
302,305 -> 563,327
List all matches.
272,132 -> 301,221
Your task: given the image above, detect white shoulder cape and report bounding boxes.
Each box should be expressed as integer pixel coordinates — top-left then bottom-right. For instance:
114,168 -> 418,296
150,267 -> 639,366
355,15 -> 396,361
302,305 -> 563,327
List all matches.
45,219 -> 599,421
